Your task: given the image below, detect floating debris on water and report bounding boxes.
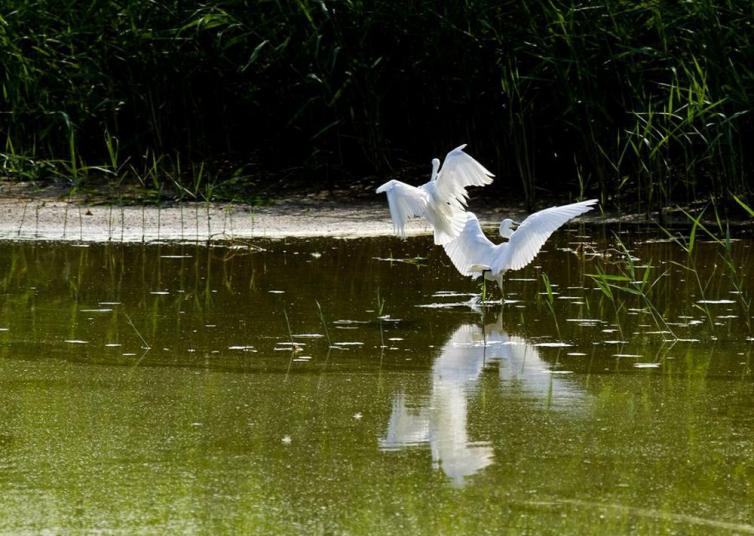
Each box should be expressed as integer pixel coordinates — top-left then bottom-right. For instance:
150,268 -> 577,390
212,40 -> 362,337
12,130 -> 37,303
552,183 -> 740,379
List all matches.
432,291 -> 477,298
64,339 -> 89,344
332,342 -> 364,346
566,318 -> 604,325
534,342 -> 573,348
80,308 -> 113,313
613,354 -> 642,358
292,333 -> 325,338
641,237 -> 676,244
228,345 -> 257,352
150,291 -> 169,295
697,299 -> 736,304
416,301 -> 472,309
373,256 -> 425,265
268,290 -> 285,294
634,363 -> 661,369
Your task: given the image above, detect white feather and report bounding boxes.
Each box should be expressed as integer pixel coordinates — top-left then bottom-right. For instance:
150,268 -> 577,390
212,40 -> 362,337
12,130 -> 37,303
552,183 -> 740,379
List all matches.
443,200 -> 598,288
500,200 -> 598,272
435,145 -> 495,206
376,180 -> 427,238
376,145 -> 494,245
442,213 -> 496,278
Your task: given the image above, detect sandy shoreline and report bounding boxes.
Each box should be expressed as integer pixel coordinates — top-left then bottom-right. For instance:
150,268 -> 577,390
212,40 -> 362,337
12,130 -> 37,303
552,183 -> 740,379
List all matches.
0,197 -> 521,243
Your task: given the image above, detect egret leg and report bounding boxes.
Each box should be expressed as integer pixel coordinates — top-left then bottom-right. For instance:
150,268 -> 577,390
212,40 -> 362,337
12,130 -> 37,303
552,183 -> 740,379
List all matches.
481,314 -> 487,365
480,269 -> 491,303
497,275 -> 505,304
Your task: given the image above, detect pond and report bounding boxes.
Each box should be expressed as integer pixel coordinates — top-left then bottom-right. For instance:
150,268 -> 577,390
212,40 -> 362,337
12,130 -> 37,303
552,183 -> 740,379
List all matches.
0,224 -> 752,534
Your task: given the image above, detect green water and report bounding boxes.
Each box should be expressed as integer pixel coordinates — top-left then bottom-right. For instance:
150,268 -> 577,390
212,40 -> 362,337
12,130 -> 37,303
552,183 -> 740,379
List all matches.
0,228 -> 752,534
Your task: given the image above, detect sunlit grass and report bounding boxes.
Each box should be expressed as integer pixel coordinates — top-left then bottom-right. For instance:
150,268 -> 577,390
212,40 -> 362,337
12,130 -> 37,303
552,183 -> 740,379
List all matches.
1,1 -> 753,206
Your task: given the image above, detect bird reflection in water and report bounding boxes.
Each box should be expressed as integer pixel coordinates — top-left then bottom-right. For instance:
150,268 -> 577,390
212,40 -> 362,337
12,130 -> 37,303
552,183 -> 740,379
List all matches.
379,313 -> 584,487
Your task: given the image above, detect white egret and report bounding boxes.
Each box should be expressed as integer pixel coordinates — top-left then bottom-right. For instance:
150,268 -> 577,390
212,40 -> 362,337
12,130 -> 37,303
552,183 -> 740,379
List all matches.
376,145 -> 494,245
443,199 -> 598,294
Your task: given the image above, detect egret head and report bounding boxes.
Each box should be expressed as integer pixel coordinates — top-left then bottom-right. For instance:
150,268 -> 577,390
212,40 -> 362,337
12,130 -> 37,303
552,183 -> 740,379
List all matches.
499,218 -> 518,239
431,158 -> 441,180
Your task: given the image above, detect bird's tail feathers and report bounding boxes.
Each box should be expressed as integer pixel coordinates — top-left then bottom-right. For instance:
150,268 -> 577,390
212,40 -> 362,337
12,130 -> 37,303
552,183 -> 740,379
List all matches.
429,203 -> 468,245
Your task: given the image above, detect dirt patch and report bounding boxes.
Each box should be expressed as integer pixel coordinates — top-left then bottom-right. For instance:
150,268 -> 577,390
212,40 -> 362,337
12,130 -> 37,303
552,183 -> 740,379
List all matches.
0,195 -> 530,243
7,179 -> 722,244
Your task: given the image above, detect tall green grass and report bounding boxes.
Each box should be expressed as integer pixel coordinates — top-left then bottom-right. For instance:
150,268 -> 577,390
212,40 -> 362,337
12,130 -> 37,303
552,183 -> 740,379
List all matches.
1,1 -> 752,207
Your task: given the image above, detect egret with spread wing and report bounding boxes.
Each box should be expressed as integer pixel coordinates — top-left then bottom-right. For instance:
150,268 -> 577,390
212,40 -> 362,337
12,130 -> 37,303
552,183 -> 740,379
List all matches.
443,199 -> 598,295
376,145 -> 494,245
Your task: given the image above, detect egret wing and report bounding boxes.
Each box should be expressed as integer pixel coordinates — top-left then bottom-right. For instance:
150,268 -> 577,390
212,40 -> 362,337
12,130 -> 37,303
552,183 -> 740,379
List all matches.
435,145 -> 494,208
420,181 -> 468,245
498,199 -> 597,272
443,212 -> 498,278
376,180 -> 428,238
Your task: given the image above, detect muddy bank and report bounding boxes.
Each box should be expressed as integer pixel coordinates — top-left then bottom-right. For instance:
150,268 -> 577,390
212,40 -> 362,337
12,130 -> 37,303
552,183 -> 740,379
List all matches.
0,197 -> 527,243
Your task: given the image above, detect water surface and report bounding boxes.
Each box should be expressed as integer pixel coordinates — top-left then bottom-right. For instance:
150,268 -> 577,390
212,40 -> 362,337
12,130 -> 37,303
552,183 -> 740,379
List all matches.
0,227 -> 752,534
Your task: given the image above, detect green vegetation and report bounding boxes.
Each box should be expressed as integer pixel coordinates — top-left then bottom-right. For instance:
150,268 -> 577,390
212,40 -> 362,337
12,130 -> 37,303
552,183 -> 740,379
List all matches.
540,272 -> 561,337
2,1 -> 753,207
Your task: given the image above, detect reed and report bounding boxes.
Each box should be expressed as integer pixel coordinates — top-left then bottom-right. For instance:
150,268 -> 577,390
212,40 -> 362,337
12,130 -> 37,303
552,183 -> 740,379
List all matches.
588,235 -> 675,337
375,287 -> 386,318
540,272 -> 561,339
666,199 -> 754,333
315,300 -> 332,347
2,1 -> 753,207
